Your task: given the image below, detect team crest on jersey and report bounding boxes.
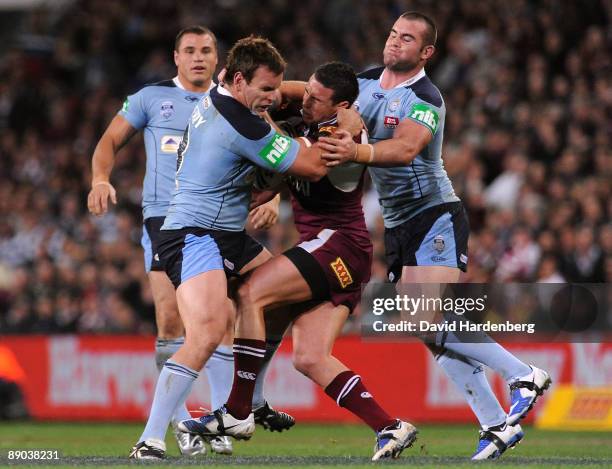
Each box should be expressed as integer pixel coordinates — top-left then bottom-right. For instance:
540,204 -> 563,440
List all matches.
384,116 -> 399,128
330,257 -> 353,289
372,92 -> 386,100
388,99 -> 400,112
160,101 -> 174,119
161,135 -> 183,153
431,235 -> 447,262
433,235 -> 445,253
353,100 -> 360,111
202,96 -> 211,109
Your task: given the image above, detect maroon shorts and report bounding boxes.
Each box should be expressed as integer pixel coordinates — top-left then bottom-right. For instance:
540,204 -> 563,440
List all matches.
283,228 -> 372,313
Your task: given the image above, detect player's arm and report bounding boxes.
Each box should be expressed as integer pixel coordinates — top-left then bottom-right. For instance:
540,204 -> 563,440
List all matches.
248,193 -> 281,229
285,139 -> 328,181
259,111 -> 328,182
280,80 -> 306,102
318,118 -> 432,167
87,115 -> 138,215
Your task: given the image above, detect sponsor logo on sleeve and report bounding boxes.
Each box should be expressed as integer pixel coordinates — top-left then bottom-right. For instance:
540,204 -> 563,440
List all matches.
121,98 -> 129,112
161,135 -> 183,153
258,133 -> 291,169
330,257 -> 353,289
408,103 -> 439,134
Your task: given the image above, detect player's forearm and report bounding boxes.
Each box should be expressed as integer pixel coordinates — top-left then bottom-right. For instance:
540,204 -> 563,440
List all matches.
90,136 -> 117,186
290,144 -> 328,182
280,81 -> 306,102
356,138 -> 420,167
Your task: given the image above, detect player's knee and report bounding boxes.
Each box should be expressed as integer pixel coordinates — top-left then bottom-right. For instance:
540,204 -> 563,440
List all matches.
293,349 -> 324,378
184,314 -> 227,351
236,280 -> 264,313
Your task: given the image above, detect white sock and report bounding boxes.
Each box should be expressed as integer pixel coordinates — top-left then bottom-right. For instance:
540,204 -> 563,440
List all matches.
436,321 -> 532,381
204,345 -> 234,410
437,350 -> 507,429
155,338 -> 192,422
139,361 -> 197,442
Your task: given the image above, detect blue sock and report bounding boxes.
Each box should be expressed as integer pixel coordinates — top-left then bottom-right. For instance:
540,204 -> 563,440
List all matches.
436,350 -> 507,429
139,361 -> 197,442
436,322 -> 532,382
155,338 -> 192,423
205,345 -> 234,410
252,337 -> 282,409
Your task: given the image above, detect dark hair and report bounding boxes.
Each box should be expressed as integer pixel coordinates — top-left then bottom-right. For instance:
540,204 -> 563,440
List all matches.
225,36 -> 286,84
313,62 -> 358,106
174,25 -> 217,52
400,11 -> 437,46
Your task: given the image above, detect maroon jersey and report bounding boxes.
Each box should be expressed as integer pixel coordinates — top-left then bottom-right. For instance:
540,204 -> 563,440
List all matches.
286,117 -> 371,245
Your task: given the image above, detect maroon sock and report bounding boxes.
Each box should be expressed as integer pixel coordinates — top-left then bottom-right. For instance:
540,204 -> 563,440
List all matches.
325,370 -> 396,432
224,338 -> 266,419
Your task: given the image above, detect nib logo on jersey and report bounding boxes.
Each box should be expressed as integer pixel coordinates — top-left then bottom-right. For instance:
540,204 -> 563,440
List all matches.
259,133 -> 291,168
409,103 -> 439,134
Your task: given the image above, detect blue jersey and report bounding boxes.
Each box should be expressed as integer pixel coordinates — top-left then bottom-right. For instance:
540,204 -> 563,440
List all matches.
162,85 -> 300,231
356,67 -> 459,228
119,78 -> 211,219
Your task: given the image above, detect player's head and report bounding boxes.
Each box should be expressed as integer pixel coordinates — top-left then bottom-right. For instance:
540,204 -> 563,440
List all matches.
384,11 -> 436,72
174,25 -> 218,91
225,36 -> 286,113
302,62 -> 358,125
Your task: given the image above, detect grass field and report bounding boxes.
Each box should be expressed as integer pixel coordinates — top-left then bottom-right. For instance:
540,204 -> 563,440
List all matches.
0,422 -> 610,468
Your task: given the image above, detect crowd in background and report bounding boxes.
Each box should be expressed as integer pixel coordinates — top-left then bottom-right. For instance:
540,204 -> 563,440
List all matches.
0,0 -> 610,333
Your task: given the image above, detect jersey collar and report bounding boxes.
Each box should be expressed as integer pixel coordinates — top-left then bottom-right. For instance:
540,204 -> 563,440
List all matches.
173,76 -> 215,93
379,67 -> 426,89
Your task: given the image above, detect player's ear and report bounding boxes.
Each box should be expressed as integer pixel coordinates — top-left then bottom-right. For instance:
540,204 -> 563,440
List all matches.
173,50 -> 180,67
421,44 -> 435,61
233,71 -> 245,90
336,100 -> 350,109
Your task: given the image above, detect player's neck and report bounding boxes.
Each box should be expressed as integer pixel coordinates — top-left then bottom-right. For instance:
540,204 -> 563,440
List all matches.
175,75 -> 213,93
220,83 -> 247,108
380,66 -> 425,90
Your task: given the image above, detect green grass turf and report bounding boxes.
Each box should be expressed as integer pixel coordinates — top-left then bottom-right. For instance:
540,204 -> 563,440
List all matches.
0,422 -> 610,468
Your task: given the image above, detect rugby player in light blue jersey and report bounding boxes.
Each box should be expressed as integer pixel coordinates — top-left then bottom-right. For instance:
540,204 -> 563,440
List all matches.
318,12 -> 550,461
128,36 -> 330,460
88,26 -> 283,458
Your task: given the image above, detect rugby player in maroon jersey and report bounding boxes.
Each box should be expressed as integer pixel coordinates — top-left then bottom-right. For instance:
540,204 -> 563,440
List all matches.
200,62 -> 418,460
